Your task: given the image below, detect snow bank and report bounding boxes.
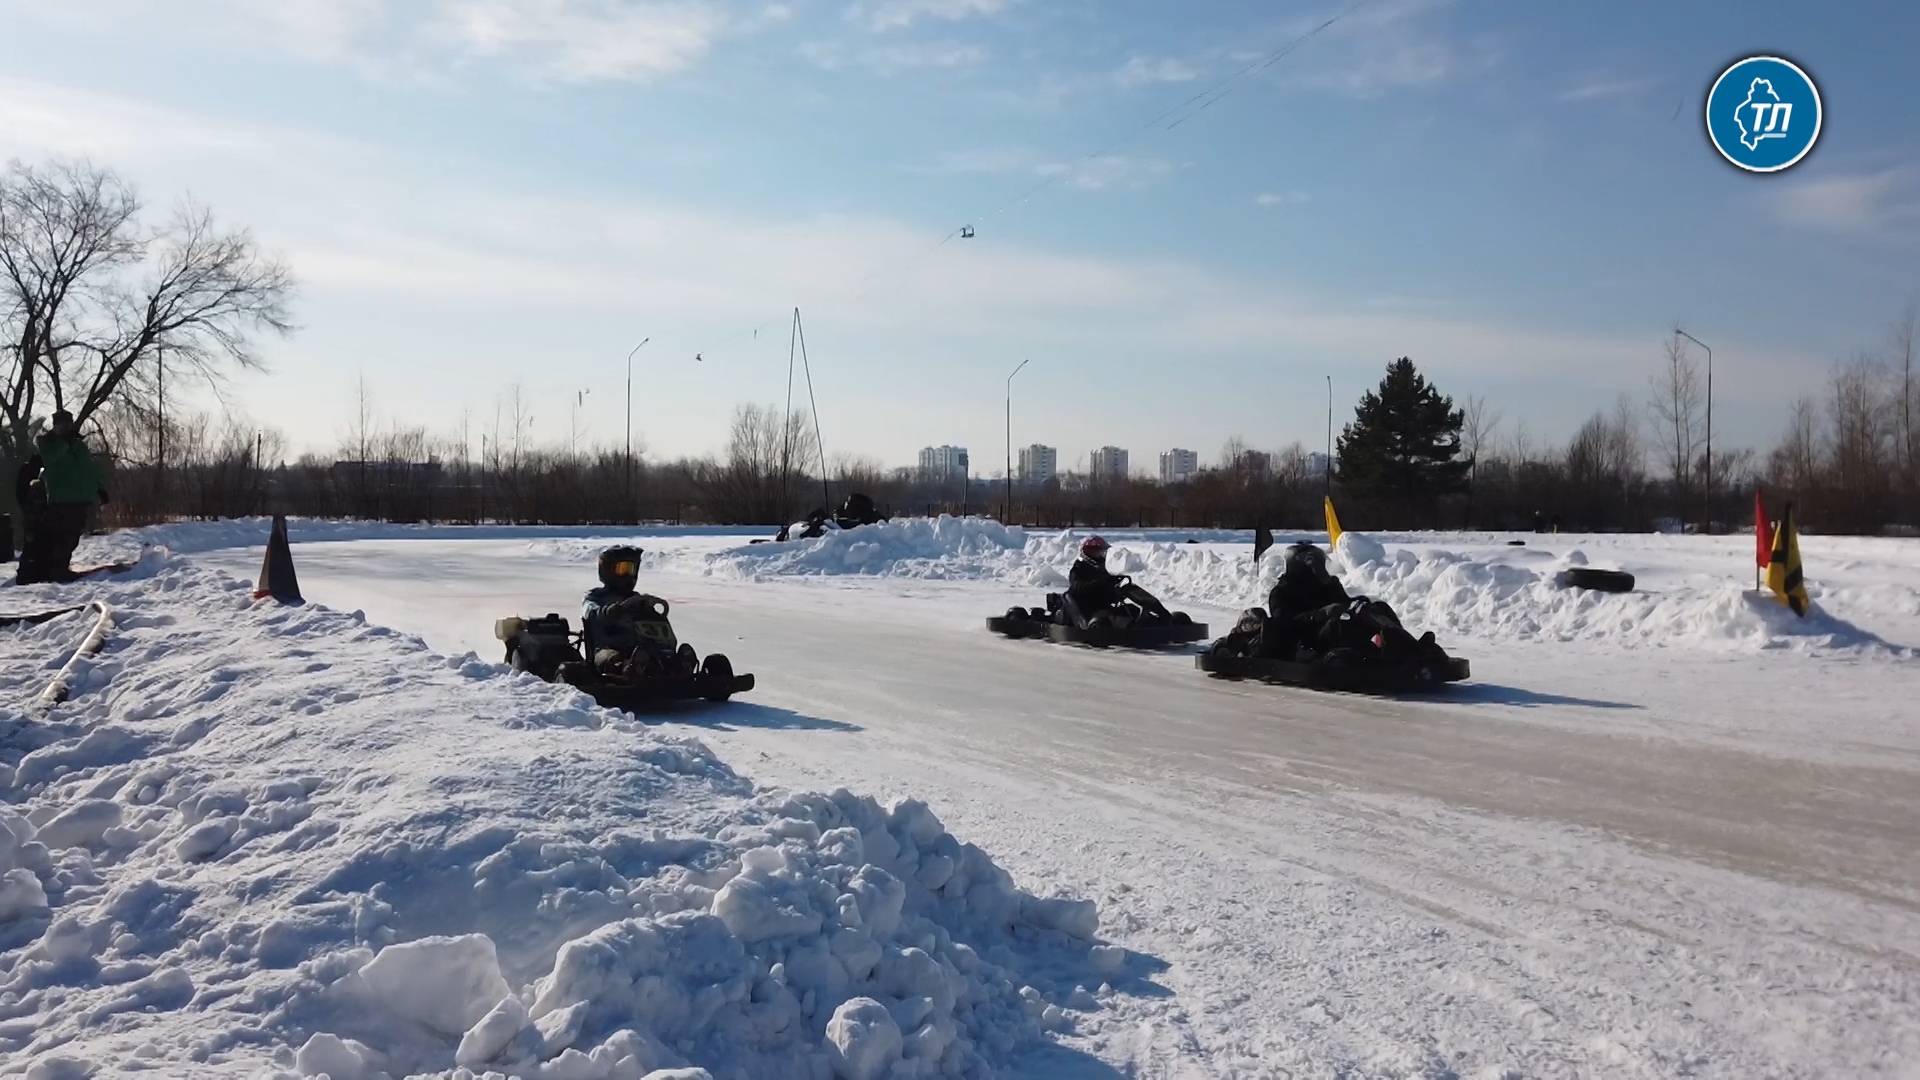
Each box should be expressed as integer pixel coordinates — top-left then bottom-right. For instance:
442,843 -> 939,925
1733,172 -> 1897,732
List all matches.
700,517 -> 1047,585
0,559 -> 1117,1077
1318,543 -> 1900,652
666,519 -> 1905,654
89,518 -> 770,561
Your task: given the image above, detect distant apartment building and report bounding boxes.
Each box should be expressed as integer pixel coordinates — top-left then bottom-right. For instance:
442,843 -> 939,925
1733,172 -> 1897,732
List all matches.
1159,448 -> 1199,485
917,445 -> 970,483
1018,444 -> 1058,484
1089,446 -> 1130,482
1305,451 -> 1333,479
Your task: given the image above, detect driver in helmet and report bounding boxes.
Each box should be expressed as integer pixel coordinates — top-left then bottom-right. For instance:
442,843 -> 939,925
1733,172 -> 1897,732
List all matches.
1217,542 -> 1437,662
1063,535 -> 1133,628
1262,542 -> 1354,655
583,546 -> 696,676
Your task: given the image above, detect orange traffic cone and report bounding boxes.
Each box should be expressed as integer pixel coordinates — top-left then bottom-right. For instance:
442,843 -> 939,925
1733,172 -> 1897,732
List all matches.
253,514 -> 303,603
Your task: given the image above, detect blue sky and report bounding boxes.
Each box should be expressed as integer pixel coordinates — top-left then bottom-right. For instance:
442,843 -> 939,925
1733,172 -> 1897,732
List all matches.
2,0 -> 1915,474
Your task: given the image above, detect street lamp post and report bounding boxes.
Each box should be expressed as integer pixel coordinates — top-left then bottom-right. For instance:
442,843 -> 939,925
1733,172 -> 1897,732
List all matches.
1324,375 -> 1333,498
625,337 -> 649,519
1675,329 -> 1713,531
1005,357 -> 1031,523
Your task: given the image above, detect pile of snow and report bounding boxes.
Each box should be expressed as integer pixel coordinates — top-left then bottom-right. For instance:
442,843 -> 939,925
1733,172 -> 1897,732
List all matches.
0,559 -> 1119,1077
1317,534 -> 1900,653
701,518 -> 1044,585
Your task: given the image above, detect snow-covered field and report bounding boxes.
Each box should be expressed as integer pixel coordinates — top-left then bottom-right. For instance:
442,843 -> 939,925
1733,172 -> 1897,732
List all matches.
4,517 -> 1918,1078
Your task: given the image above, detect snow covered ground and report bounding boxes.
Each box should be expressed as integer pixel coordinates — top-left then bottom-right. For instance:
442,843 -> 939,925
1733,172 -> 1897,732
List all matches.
5,517 -> 1919,1077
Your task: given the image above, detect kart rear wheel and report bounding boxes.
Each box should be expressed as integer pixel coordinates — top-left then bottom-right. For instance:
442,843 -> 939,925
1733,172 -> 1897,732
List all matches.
702,654 -> 736,702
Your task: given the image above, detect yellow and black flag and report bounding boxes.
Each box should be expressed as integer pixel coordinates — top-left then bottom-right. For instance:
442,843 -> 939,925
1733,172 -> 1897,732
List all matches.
1324,496 -> 1344,547
1766,502 -> 1809,617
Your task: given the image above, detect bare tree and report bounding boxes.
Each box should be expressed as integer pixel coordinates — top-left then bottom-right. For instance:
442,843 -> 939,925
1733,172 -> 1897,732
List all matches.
346,374 -> 376,462
1461,394 -> 1501,524
832,452 -> 887,489
1767,395 -> 1820,497
1563,398 -> 1643,526
1827,355 -> 1892,529
1647,333 -> 1703,512
1272,441 -> 1311,486
1893,300 -> 1916,486
507,384 -> 533,471
1218,435 -> 1250,470
1462,395 -> 1502,475
1608,394 -> 1644,484
1508,420 -> 1535,466
694,403 -> 820,523
0,161 -> 292,510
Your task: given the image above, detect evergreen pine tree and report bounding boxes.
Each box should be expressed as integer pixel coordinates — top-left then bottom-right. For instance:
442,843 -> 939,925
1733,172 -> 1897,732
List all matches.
1335,357 -> 1470,500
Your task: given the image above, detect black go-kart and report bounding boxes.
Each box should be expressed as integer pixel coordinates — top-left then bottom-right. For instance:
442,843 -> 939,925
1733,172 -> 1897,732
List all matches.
1196,608 -> 1469,694
987,580 -> 1209,649
494,598 -> 754,708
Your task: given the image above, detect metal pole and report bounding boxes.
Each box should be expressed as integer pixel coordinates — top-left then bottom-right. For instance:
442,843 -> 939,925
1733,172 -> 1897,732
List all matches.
1324,375 -> 1333,498
625,337 -> 648,519
1005,357 -> 1030,523
1676,329 -> 1713,531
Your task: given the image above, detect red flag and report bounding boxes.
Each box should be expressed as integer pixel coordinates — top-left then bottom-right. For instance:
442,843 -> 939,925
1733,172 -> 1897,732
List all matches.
1754,490 -> 1773,569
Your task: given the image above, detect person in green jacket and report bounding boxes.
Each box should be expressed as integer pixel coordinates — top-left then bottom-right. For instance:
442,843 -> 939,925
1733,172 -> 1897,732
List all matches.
22,410 -> 109,584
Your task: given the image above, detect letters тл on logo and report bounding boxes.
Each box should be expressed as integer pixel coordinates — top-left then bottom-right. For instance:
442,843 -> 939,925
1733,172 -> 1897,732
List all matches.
1705,55 -> 1822,173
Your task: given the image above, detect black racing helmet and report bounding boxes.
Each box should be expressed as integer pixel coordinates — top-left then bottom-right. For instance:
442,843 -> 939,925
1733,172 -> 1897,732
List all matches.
597,545 -> 643,590
1284,541 -> 1330,581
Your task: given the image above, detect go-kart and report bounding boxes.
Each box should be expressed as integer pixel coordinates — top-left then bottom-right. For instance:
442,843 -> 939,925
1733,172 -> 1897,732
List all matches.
1196,605 -> 1468,693
987,579 -> 1209,648
494,596 -> 754,707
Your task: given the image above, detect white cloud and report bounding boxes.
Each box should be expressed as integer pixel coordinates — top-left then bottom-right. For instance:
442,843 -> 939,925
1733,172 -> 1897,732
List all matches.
800,38 -> 988,74
1036,155 -> 1180,191
918,148 -> 1179,191
433,0 -> 728,82
915,147 -> 1040,175
1557,76 -> 1657,103
1291,39 -> 1460,97
1115,55 -> 1203,88
1767,169 -> 1920,235
845,0 -> 1009,33
0,77 -> 361,162
0,0 -> 731,84
1255,190 -> 1310,208
214,0 -> 392,61
1259,0 -> 1495,99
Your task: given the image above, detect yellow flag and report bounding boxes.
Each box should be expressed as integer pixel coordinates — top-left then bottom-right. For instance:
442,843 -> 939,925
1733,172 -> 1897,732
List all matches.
1765,502 -> 1809,617
1324,495 -> 1343,547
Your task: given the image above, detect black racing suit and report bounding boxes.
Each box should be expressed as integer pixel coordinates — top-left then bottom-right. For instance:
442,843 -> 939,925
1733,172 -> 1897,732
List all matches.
583,586 -> 686,675
1265,571 -> 1426,660
1062,557 -> 1127,628
1264,570 -> 1352,656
